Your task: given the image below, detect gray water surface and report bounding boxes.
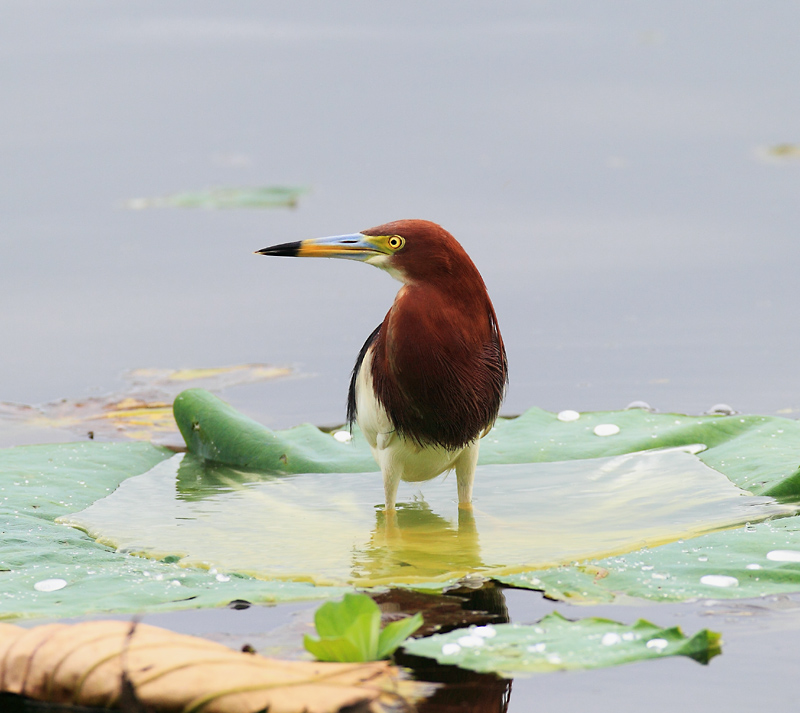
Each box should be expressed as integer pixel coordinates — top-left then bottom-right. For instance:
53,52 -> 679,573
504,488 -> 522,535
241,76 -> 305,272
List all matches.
2,2 -> 799,429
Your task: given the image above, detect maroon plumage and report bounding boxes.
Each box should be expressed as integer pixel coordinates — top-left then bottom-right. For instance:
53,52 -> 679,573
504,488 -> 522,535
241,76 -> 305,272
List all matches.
348,220 -> 507,449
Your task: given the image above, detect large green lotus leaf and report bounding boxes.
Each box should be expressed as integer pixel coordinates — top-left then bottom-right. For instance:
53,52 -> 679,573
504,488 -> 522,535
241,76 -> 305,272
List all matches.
61,447 -> 790,588
401,612 -> 720,675
174,390 -> 800,497
0,442 -> 343,621
498,516 -> 800,603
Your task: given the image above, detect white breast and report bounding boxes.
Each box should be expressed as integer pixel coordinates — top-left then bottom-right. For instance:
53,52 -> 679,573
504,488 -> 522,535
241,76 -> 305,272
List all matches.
354,347 -> 466,484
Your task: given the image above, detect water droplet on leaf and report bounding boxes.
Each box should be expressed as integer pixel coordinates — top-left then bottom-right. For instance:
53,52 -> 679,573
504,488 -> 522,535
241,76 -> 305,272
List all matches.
646,638 -> 669,651
457,635 -> 484,648
700,574 -> 739,588
767,550 -> 800,562
594,424 -> 620,437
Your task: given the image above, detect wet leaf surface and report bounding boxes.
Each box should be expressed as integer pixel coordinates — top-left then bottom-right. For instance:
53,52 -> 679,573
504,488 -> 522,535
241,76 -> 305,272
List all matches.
5,395 -> 800,621
402,612 -> 721,675
0,442 -> 344,622
499,517 -> 800,603
60,446 -> 786,589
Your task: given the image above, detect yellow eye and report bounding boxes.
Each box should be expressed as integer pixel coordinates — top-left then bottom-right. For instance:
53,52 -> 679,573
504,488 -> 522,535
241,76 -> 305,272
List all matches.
387,235 -> 405,250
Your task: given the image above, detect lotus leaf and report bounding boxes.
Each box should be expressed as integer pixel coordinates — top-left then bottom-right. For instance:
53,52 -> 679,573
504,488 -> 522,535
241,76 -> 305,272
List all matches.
498,516 -> 800,603
61,447 -> 790,588
401,612 -> 720,675
5,391 -> 800,621
0,442 -> 343,621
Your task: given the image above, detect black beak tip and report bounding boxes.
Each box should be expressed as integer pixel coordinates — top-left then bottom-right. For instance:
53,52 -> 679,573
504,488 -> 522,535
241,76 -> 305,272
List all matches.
254,241 -> 300,257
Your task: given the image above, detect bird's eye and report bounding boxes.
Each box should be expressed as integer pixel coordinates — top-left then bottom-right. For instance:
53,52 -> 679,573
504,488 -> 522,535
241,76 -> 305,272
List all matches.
387,236 -> 405,250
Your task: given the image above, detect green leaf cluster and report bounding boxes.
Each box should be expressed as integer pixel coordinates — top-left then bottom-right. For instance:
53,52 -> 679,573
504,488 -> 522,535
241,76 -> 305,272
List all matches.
304,593 -> 423,662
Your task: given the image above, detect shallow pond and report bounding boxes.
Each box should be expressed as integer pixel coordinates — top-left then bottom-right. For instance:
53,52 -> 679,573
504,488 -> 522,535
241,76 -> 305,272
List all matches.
3,2 -> 800,711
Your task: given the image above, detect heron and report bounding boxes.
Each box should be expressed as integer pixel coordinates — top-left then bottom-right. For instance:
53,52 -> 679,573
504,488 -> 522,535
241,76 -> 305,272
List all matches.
256,219 -> 507,512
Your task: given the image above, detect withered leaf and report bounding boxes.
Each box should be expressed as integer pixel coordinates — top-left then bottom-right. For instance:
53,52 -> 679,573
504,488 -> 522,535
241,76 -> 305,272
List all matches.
0,620 -> 432,713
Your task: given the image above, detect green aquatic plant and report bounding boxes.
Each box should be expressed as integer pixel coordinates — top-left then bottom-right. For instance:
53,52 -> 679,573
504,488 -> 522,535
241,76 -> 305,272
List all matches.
402,613 -> 721,675
303,593 -> 424,662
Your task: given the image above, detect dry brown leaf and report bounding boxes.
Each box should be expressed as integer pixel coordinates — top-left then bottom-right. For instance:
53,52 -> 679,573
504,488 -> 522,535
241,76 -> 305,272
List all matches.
0,620 -> 431,713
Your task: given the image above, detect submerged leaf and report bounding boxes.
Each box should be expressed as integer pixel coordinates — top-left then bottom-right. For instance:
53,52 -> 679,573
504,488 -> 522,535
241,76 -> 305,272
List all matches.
0,365 -> 290,446
125,364 -> 292,391
124,185 -> 308,209
402,612 -> 721,675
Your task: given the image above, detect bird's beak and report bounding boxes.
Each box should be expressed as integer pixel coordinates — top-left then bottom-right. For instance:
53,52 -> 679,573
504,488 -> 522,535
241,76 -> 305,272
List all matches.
255,233 -> 385,261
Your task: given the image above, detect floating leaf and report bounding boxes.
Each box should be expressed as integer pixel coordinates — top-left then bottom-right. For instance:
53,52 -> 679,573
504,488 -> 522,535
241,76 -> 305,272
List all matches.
60,445 -> 791,590
402,612 -> 720,675
0,619 -> 431,712
6,396 -> 800,621
175,390 -> 800,498
498,516 -> 800,603
125,364 -> 292,392
0,442 -> 344,622
756,143 -> 800,162
124,185 -> 308,209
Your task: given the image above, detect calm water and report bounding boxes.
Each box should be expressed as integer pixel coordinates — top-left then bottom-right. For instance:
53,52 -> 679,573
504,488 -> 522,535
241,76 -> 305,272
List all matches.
3,4 -> 800,707
2,2 -> 799,429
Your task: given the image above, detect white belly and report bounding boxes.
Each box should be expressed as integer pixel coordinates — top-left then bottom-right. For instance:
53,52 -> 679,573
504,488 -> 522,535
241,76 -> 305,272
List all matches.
355,349 -> 466,482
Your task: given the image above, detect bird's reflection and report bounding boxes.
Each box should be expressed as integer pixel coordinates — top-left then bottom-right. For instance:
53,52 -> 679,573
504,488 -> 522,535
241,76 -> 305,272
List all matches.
351,500 -> 485,584
174,455 -> 490,584
395,582 -> 513,713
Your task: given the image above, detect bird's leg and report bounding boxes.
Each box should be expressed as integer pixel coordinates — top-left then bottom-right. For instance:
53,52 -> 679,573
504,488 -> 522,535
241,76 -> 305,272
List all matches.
455,441 -> 480,509
382,464 -> 401,513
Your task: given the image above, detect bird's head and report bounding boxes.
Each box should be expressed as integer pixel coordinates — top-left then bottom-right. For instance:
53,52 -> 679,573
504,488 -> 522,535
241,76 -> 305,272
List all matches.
256,219 -> 478,286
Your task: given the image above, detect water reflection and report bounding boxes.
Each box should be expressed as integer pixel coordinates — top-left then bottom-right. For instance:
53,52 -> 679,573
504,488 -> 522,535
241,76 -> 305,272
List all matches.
353,504 -> 484,582
395,584 -> 512,713
175,454 -> 286,501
